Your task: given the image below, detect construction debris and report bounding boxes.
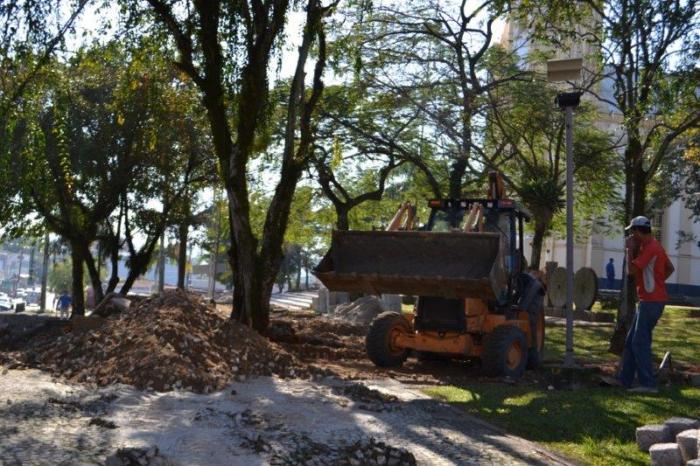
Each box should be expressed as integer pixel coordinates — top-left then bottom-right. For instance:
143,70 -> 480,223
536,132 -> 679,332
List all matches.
11,290 -> 307,393
91,292 -> 131,318
268,316 -> 367,364
264,437 -> 417,466
105,446 -> 177,466
334,382 -> 401,412
637,417 -> 700,465
333,296 -> 386,325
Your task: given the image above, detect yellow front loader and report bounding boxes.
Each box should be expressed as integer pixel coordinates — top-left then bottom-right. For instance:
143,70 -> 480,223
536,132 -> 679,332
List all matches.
315,173 -> 545,378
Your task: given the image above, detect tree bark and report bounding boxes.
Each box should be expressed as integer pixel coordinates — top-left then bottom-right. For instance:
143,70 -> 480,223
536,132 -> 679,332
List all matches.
70,245 -> 85,316
119,237 -> 161,296
28,245 -> 35,287
336,207 -> 350,231
80,243 -> 104,305
177,223 -> 188,289
150,0 -> 328,333
530,219 -> 549,269
610,141 -> 646,354
448,159 -> 468,199
40,233 -> 49,312
106,241 -> 120,294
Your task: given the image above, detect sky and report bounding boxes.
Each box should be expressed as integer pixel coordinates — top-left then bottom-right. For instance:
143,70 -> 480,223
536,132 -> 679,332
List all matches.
67,1 -> 506,80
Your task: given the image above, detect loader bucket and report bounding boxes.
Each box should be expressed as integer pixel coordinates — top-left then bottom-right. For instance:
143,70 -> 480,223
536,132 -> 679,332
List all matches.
315,230 -> 507,301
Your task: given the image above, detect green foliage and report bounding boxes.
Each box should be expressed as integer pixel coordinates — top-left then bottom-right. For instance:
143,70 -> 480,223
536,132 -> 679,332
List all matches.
48,260 -> 74,293
485,72 -> 620,249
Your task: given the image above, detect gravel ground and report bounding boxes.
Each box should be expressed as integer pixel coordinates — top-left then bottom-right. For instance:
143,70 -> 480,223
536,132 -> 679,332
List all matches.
0,368 -> 575,466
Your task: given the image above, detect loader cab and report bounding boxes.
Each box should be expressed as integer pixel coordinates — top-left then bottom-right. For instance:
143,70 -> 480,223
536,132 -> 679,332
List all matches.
425,198 -> 531,279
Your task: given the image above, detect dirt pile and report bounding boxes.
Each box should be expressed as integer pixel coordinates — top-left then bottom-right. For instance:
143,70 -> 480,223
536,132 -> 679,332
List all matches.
0,314 -> 65,349
268,316 -> 367,364
17,290 -> 307,392
333,296 -> 386,325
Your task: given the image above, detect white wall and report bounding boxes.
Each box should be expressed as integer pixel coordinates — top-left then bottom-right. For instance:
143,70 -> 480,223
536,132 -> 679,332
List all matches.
525,198 -> 700,292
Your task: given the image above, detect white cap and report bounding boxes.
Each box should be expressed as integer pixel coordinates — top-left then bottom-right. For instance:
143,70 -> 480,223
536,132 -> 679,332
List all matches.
625,216 -> 651,231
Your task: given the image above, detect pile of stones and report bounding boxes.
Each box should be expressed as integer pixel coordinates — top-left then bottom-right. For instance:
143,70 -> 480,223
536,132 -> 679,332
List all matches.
231,406 -> 415,465
333,382 -> 401,413
636,417 -> 700,465
263,437 -> 417,466
105,446 -> 177,466
16,290 -> 308,393
333,297 -> 386,326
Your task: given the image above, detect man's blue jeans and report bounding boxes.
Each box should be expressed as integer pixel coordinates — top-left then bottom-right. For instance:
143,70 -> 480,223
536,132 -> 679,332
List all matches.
621,301 -> 665,388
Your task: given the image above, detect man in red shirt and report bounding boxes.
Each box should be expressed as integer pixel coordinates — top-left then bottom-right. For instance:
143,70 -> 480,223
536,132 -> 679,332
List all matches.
621,216 -> 675,393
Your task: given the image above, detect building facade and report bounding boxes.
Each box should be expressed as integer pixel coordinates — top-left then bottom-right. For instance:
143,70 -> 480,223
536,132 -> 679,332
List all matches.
502,14 -> 700,296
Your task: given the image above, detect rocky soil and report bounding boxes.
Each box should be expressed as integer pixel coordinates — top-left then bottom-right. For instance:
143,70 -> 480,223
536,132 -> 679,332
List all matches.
0,368 -> 570,465
0,291 -> 582,465
1,291 -> 308,393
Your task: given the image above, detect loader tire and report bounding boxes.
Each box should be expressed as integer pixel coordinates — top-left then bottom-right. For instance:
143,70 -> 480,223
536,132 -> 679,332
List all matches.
482,325 -> 528,379
366,312 -> 411,367
527,307 -> 546,370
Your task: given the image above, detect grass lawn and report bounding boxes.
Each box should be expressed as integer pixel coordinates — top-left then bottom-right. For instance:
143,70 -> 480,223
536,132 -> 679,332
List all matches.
545,306 -> 700,367
423,306 -> 700,466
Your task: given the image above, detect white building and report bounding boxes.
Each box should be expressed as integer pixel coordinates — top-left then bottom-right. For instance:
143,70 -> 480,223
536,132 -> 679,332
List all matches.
502,15 -> 700,297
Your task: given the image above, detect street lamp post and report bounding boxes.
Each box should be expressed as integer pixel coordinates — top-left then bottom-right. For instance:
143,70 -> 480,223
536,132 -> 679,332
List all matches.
547,58 -> 582,368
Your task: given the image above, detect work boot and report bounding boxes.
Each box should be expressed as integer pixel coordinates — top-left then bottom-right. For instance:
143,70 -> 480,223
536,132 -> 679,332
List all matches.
599,375 -> 623,387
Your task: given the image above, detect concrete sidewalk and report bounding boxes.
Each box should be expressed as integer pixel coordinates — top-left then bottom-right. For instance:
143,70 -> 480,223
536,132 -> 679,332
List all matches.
0,368 -> 578,465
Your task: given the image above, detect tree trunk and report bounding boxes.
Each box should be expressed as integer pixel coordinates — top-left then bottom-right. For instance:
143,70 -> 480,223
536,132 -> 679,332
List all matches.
106,244 -> 120,294
226,189 -> 274,332
177,223 -> 188,289
448,159 -> 468,199
295,265 -> 301,291
530,212 -> 553,270
39,233 -> 49,312
119,269 -> 139,296
336,206 -> 350,231
609,142 -> 647,354
28,244 -> 35,287
96,244 -> 102,284
119,252 -> 151,296
207,0 -> 324,333
81,243 -> 104,305
530,221 -> 547,270
70,245 -> 85,316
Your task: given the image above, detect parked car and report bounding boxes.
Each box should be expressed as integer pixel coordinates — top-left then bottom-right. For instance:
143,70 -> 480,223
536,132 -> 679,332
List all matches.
0,294 -> 13,311
12,297 -> 26,313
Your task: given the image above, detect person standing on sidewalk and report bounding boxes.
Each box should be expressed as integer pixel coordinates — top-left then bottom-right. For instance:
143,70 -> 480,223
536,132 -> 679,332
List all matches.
621,216 -> 675,393
606,258 -> 616,289
56,291 -> 72,319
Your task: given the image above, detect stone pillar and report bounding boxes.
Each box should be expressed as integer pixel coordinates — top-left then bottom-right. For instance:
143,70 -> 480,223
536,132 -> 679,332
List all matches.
315,287 -> 329,314
328,291 -> 349,310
